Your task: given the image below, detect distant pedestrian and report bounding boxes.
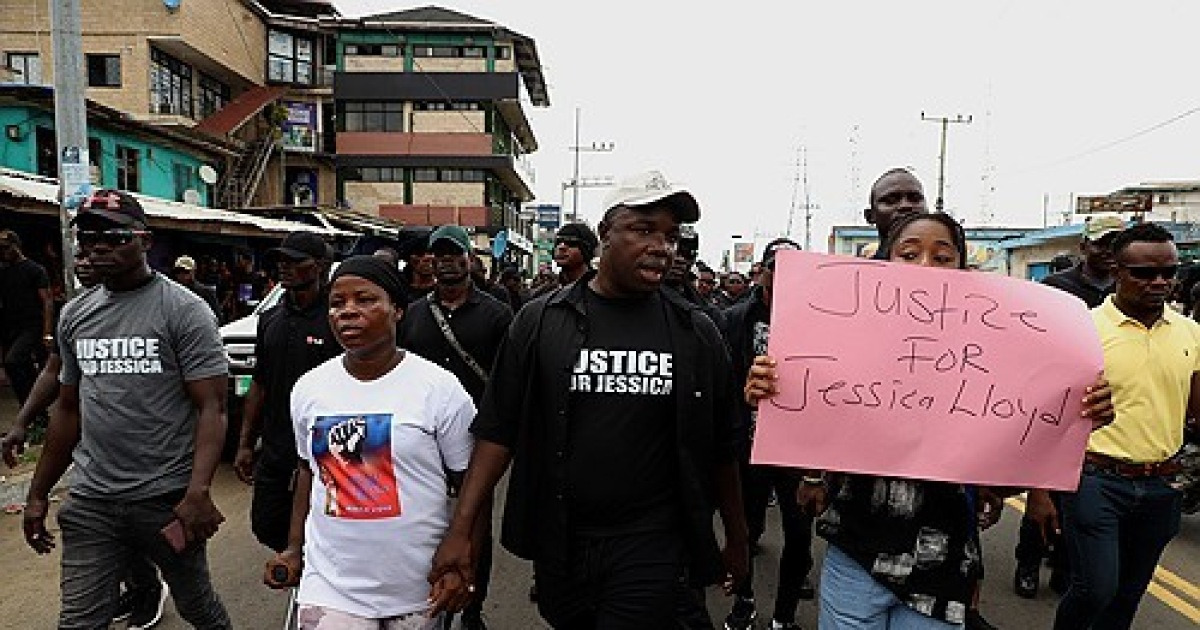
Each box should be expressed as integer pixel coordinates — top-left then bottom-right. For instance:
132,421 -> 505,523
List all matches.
532,222 -> 598,298
431,169 -> 750,629
0,229 -> 53,407
1041,215 -> 1123,309
714,271 -> 748,309
263,256 -> 474,629
235,232 -> 340,554
171,255 -> 221,318
23,189 -> 232,628
498,266 -> 528,313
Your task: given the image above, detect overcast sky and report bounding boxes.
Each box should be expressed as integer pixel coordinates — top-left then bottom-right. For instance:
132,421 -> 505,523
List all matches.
335,0 -> 1200,264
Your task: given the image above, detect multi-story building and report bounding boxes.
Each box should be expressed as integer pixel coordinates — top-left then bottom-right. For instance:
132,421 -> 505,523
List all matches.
327,6 -> 548,259
0,0 -> 341,211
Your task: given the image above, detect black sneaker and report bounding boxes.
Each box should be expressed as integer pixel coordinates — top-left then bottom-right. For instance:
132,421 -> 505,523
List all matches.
128,578 -> 169,629
798,576 -> 816,600
111,586 -> 135,623
1014,563 -> 1039,599
724,596 -> 757,630
460,612 -> 488,630
965,609 -> 999,630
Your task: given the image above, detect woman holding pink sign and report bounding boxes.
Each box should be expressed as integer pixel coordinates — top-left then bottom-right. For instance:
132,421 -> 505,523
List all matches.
745,212 -> 1114,630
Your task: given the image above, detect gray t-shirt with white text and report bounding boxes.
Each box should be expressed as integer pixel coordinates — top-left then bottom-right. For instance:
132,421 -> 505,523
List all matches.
58,274 -> 227,500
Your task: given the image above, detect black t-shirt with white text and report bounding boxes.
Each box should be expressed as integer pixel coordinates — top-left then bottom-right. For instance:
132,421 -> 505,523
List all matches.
566,289 -> 677,535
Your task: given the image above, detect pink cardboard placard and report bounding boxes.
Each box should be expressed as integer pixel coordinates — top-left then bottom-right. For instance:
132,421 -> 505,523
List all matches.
751,251 -> 1103,491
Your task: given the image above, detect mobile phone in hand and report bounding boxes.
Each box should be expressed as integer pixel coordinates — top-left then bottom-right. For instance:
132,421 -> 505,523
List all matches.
160,518 -> 186,553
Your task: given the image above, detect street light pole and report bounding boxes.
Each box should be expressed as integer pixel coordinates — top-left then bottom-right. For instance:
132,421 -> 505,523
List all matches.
920,112 -> 972,214
50,0 -> 90,299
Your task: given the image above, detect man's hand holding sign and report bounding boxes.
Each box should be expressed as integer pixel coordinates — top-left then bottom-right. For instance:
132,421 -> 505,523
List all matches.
752,250 -> 1107,491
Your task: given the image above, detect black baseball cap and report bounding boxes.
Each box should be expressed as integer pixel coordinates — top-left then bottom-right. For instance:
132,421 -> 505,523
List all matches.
267,231 -> 330,262
72,189 -> 149,227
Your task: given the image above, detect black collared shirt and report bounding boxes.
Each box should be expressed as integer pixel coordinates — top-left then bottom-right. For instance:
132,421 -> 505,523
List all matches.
252,289 -> 340,471
398,286 -> 513,404
470,272 -> 738,585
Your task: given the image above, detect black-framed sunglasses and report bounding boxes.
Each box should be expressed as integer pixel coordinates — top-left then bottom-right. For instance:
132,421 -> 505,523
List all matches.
76,228 -> 148,248
555,237 -> 584,249
1120,264 -> 1179,281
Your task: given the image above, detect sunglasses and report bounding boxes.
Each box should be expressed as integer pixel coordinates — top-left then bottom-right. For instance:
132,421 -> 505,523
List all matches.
1121,264 -> 1178,281
555,238 -> 584,248
77,228 -> 148,248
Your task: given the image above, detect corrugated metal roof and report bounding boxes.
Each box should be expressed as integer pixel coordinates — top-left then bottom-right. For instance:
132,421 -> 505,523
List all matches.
0,169 -> 352,237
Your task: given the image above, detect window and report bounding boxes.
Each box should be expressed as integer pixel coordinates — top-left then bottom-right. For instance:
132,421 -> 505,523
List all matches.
116,145 -> 140,192
412,46 -> 476,58
173,162 -> 193,202
150,48 -> 193,117
413,168 -> 439,182
35,126 -> 56,178
268,29 -> 314,85
344,43 -> 401,57
5,52 -> 41,84
86,54 -> 121,87
413,101 -> 481,111
494,46 -> 512,60
411,168 -> 487,183
198,74 -> 230,119
340,101 -> 403,132
359,167 -> 403,183
88,137 -> 103,185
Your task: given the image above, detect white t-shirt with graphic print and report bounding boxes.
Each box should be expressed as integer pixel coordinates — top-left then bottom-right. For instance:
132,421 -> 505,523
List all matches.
290,352 -> 476,618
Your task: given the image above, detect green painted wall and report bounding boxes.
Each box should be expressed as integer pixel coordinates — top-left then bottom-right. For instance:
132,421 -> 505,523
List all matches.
0,105 -> 212,206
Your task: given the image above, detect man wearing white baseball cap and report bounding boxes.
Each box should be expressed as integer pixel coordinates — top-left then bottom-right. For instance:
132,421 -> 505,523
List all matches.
433,169 -> 747,629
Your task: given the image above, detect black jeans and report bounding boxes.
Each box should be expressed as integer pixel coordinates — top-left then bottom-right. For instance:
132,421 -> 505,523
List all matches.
535,530 -> 685,629
57,491 -> 231,629
3,326 -> 45,406
738,460 -> 814,623
1053,467 -> 1182,630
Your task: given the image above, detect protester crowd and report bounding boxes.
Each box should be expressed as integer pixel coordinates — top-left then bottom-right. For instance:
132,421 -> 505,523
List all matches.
2,165 -> 1197,630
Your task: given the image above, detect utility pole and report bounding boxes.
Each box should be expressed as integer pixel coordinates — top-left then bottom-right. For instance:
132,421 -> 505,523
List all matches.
562,177 -> 615,223
568,107 -> 613,220
51,0 -> 89,299
920,112 -> 972,214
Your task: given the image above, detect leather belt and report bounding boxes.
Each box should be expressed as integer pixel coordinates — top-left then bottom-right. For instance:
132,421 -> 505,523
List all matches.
1084,452 -> 1182,478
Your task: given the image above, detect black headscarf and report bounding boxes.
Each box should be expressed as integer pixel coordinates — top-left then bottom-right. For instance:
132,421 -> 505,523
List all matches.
330,255 -> 411,308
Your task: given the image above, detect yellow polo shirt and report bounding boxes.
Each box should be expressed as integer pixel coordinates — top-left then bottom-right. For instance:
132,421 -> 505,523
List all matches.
1088,296 -> 1200,462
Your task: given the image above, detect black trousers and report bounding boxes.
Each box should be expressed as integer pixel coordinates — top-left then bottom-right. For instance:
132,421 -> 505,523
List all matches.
535,530 -> 689,630
3,326 -> 45,406
250,462 -> 294,553
738,460 -> 814,622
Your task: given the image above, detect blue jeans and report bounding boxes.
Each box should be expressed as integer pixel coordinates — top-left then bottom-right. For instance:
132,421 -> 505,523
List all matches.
1053,467 -> 1182,630
56,491 -> 232,629
819,545 -> 963,630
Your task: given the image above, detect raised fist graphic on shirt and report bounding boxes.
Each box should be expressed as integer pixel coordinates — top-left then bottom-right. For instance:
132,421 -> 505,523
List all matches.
328,417 -> 367,463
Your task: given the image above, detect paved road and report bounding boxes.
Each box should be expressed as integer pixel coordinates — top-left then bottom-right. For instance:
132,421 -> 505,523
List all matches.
0,466 -> 1198,628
